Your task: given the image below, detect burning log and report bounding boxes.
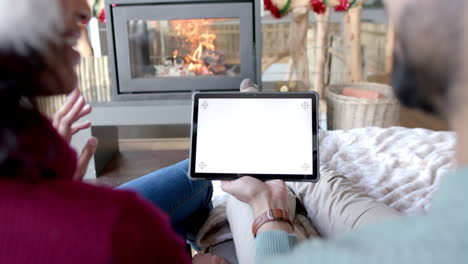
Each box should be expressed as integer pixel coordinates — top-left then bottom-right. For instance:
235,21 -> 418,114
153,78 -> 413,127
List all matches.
170,19 -> 231,76
202,49 -> 226,75
183,45 -> 227,76
202,49 -> 223,65
208,64 -> 227,75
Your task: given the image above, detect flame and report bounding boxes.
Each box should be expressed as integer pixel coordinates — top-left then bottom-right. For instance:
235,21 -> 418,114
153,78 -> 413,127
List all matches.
170,19 -> 222,75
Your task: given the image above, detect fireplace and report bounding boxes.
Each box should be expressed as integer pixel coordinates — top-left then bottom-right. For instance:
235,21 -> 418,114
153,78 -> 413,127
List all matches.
105,0 -> 262,100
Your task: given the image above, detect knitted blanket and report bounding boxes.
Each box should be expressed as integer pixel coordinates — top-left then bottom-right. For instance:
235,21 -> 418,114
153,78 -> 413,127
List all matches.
196,127 -> 456,249
319,126 -> 455,215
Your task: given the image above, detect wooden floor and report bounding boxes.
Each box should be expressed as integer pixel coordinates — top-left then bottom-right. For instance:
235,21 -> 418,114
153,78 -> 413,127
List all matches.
97,138 -> 190,187
96,108 -> 449,186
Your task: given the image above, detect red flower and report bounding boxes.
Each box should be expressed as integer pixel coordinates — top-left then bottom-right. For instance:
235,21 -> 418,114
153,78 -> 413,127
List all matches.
335,0 -> 350,12
98,9 -> 106,23
310,0 -> 326,14
264,0 -> 282,19
270,5 -> 281,18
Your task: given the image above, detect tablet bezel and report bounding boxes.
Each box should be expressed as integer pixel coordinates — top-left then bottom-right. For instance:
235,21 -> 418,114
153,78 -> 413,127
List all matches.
189,92 -> 319,182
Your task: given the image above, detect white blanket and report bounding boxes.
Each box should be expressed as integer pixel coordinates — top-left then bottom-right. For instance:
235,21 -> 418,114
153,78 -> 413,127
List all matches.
201,126 -> 456,248
318,126 -> 456,215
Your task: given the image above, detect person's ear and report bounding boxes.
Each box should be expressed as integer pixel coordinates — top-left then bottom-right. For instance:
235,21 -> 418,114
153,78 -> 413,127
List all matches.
384,0 -> 408,24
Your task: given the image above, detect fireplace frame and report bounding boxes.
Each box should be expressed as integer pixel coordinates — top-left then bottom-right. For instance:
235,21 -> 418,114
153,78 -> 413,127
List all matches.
105,0 -> 263,101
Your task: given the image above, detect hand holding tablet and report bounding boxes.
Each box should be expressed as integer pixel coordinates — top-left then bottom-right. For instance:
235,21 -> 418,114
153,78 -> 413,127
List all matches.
189,92 -> 319,181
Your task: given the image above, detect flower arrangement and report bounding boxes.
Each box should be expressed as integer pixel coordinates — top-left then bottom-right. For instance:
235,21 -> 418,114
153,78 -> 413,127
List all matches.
264,0 -> 359,18
310,0 -> 327,14
264,0 -> 293,18
333,0 -> 358,12
91,0 -> 105,23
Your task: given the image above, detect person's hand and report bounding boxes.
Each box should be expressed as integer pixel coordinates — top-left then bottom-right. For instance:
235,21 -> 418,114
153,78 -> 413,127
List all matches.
222,177 -> 293,234
73,137 -> 98,181
53,89 -> 92,142
221,177 -> 289,217
192,253 -> 229,264
53,89 -> 98,181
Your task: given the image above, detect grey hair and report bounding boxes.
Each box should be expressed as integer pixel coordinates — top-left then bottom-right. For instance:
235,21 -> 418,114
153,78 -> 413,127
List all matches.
0,0 -> 63,55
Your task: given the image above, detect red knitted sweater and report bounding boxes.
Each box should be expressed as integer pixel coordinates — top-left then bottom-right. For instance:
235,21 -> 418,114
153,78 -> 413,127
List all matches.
0,116 -> 191,263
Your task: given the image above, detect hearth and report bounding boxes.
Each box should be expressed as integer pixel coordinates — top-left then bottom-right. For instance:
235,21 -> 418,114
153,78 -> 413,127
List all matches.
105,0 -> 262,100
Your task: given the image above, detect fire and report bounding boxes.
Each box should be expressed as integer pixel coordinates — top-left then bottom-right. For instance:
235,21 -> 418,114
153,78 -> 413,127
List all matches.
170,19 -> 223,75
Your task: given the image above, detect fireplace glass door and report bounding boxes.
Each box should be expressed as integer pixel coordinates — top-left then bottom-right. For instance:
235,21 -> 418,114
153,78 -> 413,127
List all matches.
112,2 -> 255,94
128,18 -> 241,79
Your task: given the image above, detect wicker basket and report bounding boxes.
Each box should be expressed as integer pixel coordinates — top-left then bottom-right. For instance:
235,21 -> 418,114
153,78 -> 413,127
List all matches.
325,82 -> 400,130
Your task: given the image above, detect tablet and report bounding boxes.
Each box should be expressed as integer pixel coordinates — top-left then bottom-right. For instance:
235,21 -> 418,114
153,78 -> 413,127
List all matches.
189,92 -> 319,181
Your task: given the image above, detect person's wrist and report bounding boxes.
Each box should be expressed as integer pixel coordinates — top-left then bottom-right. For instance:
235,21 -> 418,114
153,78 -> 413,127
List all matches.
250,192 -> 288,217
251,208 -> 294,236
250,191 -> 274,216
251,200 -> 271,218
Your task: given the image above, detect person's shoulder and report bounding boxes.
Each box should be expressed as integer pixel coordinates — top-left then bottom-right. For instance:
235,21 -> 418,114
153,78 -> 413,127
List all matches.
281,212 -> 468,264
54,180 -> 171,232
48,180 -> 163,216
44,181 -> 188,262
81,181 -> 167,217
98,184 -> 189,263
52,180 -> 136,201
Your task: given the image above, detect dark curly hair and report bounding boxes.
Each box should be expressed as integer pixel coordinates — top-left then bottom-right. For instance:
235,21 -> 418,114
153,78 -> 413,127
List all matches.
0,49 -> 71,180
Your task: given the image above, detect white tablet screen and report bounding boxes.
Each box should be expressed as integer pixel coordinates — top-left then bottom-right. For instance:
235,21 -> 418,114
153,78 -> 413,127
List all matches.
194,98 -> 314,175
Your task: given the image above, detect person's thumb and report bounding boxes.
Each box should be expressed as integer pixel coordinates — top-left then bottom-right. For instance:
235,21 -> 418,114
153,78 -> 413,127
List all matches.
74,137 -> 98,181
220,181 -> 232,192
221,180 -> 241,195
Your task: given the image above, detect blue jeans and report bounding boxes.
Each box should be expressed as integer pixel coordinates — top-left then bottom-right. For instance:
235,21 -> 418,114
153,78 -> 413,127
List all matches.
117,159 -> 213,244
